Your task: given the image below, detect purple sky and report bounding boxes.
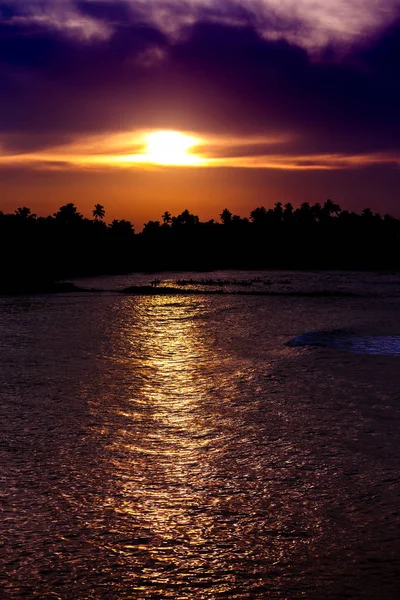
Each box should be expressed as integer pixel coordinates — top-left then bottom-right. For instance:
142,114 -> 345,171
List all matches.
1,1 -> 400,224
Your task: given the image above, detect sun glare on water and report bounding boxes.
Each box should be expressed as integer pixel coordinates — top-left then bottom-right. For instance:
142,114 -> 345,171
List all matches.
143,131 -> 204,166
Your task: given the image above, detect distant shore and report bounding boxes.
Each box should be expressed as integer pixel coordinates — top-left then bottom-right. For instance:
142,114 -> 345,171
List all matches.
120,285 -> 357,297
0,280 -> 360,298
2,203 -> 400,288
0,281 -> 88,296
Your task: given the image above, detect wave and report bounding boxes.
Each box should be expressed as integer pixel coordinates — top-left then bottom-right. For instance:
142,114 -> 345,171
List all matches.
288,330 -> 400,356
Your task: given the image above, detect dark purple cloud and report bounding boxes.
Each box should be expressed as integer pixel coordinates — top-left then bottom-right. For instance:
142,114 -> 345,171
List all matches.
0,0 -> 400,159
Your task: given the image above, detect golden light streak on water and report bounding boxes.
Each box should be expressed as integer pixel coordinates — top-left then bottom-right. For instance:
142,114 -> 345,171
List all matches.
2,280 -> 400,598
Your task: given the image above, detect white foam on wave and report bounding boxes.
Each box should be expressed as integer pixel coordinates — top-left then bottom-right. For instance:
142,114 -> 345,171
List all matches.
288,331 -> 400,356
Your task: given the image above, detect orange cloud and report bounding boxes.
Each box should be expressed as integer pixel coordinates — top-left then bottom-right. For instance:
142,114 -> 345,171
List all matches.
1,129 -> 399,173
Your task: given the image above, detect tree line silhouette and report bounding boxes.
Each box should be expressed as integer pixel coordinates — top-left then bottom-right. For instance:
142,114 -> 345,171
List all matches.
1,199 -> 400,291
140,201 -> 400,271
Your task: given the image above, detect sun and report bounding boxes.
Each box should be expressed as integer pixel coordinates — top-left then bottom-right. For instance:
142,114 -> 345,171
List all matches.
144,131 -> 203,166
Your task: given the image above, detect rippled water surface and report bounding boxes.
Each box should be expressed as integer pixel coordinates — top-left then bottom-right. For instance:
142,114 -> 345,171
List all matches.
2,271 -> 400,599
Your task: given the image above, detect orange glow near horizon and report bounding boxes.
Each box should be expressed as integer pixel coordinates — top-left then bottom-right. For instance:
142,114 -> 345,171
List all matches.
1,129 -> 399,173
1,153 -> 399,228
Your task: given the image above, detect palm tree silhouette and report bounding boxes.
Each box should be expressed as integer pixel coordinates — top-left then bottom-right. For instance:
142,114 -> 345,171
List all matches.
296,202 -> 313,224
283,203 -> 294,222
162,211 -> 172,225
93,204 -> 105,221
273,202 -> 283,221
324,199 -> 342,217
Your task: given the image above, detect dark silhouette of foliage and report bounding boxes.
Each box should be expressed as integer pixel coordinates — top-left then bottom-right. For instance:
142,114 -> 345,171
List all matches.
162,211 -> 172,225
54,203 -> 82,225
172,209 -> 199,228
1,199 -> 400,292
250,206 -> 268,225
15,207 -> 36,220
220,208 -> 233,225
283,203 -> 294,219
109,219 -> 135,236
93,204 -> 105,220
324,199 -> 342,217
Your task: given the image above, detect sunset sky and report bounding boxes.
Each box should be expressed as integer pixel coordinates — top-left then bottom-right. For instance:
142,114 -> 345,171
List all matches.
1,0 -> 400,227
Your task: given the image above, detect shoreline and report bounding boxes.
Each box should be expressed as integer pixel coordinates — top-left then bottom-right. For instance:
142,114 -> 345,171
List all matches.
0,282 -> 362,298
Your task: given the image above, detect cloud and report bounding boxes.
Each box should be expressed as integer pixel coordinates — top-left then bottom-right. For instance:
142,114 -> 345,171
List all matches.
5,1 -> 400,48
125,0 -> 400,49
2,128 -> 400,173
0,1 -> 400,170
1,0 -> 111,40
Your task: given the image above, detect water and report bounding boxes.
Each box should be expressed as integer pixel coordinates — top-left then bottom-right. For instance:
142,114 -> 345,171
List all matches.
289,331 -> 400,355
1,271 -> 400,598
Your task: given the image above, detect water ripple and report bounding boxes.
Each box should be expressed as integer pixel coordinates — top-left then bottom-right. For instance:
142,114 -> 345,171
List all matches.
1,285 -> 400,598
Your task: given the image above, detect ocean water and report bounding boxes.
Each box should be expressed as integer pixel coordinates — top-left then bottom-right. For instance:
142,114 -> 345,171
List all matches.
1,271 -> 400,599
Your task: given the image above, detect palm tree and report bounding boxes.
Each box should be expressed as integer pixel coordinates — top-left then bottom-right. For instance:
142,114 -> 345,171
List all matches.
324,199 -> 342,217
311,203 -> 323,221
162,211 -> 172,225
174,209 -> 199,227
296,202 -> 313,224
93,204 -> 105,221
273,202 -> 283,221
283,202 -> 294,222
